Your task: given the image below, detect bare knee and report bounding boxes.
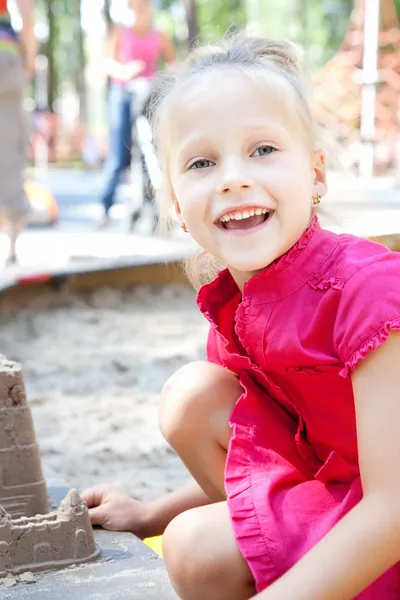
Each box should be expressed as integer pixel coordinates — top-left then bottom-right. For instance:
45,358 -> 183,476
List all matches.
163,506 -> 254,600
163,510 -> 215,599
159,361 -> 241,449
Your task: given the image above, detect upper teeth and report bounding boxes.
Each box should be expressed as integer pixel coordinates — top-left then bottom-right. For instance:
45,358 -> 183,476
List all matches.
218,208 -> 270,223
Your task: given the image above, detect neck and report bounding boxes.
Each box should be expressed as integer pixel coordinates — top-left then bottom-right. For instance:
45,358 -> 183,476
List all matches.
133,24 -> 151,35
228,267 -> 263,292
133,16 -> 151,34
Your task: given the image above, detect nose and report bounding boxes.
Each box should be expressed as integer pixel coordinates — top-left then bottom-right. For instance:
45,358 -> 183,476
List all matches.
216,160 -> 255,195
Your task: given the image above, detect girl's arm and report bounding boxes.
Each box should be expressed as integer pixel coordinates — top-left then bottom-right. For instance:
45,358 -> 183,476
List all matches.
252,331 -> 400,600
82,479 -> 211,539
145,480 -> 211,537
104,25 -> 123,79
160,32 -> 176,66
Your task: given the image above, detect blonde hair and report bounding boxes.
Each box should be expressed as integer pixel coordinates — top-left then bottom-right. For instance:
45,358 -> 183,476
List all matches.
148,35 -> 318,288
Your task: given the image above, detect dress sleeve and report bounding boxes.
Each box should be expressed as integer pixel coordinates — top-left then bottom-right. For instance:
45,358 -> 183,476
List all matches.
334,252 -> 400,378
206,325 -> 223,365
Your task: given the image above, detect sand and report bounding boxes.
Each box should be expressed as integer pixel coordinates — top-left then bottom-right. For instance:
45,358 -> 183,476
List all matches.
0,285 -> 208,501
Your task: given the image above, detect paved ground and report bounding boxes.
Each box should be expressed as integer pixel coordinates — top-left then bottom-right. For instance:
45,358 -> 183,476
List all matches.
0,169 -> 194,285
1,169 -> 400,285
323,172 -> 400,238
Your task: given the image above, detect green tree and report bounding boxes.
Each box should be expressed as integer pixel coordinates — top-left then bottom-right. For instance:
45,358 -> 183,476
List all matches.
160,0 -> 246,46
37,0 -> 87,118
255,0 -> 353,71
196,0 -> 246,42
44,0 -> 56,110
183,0 -> 199,48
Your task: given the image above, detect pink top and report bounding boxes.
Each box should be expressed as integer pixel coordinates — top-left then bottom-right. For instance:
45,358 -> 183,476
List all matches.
198,217 -> 400,596
115,26 -> 162,82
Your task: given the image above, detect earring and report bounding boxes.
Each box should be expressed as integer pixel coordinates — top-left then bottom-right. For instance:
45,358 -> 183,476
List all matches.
181,223 -> 188,233
313,193 -> 322,206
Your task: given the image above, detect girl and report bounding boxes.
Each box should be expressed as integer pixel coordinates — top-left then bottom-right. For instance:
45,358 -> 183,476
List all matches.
83,36 -> 400,599
98,0 -> 175,226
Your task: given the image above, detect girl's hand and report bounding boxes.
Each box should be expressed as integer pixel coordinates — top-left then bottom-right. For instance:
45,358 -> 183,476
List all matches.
81,483 -> 151,539
123,60 -> 146,80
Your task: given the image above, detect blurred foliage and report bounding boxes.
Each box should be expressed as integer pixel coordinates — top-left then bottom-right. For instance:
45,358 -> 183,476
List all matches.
31,0 -> 400,110
196,0 -> 246,41
159,0 -> 354,70
34,0 -> 85,112
159,0 -> 400,71
244,0 -> 354,71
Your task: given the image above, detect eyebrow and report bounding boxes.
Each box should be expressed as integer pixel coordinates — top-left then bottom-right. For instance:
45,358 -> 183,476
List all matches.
177,122 -> 289,161
241,120 -> 292,138
177,136 -> 213,162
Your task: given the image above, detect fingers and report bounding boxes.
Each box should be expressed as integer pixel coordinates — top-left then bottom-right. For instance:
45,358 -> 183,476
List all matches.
80,484 -> 113,508
87,504 -> 109,527
80,487 -> 100,508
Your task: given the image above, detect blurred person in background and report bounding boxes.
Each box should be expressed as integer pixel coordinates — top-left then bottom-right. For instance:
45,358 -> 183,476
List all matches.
98,0 -> 176,227
0,0 -> 36,265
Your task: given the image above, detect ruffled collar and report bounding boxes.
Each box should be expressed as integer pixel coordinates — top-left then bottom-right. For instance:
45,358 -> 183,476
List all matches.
197,217 -> 339,322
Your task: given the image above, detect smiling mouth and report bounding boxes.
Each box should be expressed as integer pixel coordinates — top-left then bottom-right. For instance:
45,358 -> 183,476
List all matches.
216,208 -> 274,230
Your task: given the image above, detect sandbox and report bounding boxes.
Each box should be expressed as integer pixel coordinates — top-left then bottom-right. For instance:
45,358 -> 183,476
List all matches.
0,354 -> 178,598
0,282 -> 204,598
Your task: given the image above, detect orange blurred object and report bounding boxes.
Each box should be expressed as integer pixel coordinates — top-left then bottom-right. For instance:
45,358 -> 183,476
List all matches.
25,179 -> 59,225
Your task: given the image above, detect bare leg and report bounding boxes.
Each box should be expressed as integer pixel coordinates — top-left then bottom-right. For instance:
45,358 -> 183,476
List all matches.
5,218 -> 25,264
159,361 -> 243,502
163,501 -> 256,600
159,363 -> 256,596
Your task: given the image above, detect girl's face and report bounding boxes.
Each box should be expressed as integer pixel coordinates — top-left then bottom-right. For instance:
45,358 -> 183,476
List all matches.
168,69 -> 327,289
130,0 -> 151,24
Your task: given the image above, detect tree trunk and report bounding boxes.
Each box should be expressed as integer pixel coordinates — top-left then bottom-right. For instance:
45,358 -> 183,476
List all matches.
77,0 -> 87,124
46,0 -> 56,111
104,0 -> 112,32
183,0 -> 198,49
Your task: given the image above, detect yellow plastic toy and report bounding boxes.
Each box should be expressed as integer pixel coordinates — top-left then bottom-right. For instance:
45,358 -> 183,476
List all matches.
25,179 -> 59,225
143,535 -> 163,557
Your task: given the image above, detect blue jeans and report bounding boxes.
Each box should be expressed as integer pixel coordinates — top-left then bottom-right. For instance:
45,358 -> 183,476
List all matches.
100,84 -> 133,214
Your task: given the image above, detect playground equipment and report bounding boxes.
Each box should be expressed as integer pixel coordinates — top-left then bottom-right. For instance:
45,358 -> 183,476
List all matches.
126,78 -> 162,233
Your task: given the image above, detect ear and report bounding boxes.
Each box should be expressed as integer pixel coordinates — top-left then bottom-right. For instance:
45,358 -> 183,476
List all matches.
170,188 -> 182,220
312,149 -> 328,199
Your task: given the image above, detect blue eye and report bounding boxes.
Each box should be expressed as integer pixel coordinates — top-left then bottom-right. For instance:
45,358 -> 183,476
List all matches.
190,158 -> 214,170
252,145 -> 276,157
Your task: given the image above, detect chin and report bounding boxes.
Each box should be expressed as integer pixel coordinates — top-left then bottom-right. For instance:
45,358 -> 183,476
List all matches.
228,254 -> 278,273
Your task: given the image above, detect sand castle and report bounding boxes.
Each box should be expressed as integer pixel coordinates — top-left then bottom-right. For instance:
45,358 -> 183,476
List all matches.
0,355 -> 99,576
0,489 -> 99,576
0,356 -> 48,518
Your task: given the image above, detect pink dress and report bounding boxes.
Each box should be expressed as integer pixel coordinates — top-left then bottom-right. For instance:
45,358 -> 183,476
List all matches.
114,27 -> 162,83
197,217 -> 400,597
